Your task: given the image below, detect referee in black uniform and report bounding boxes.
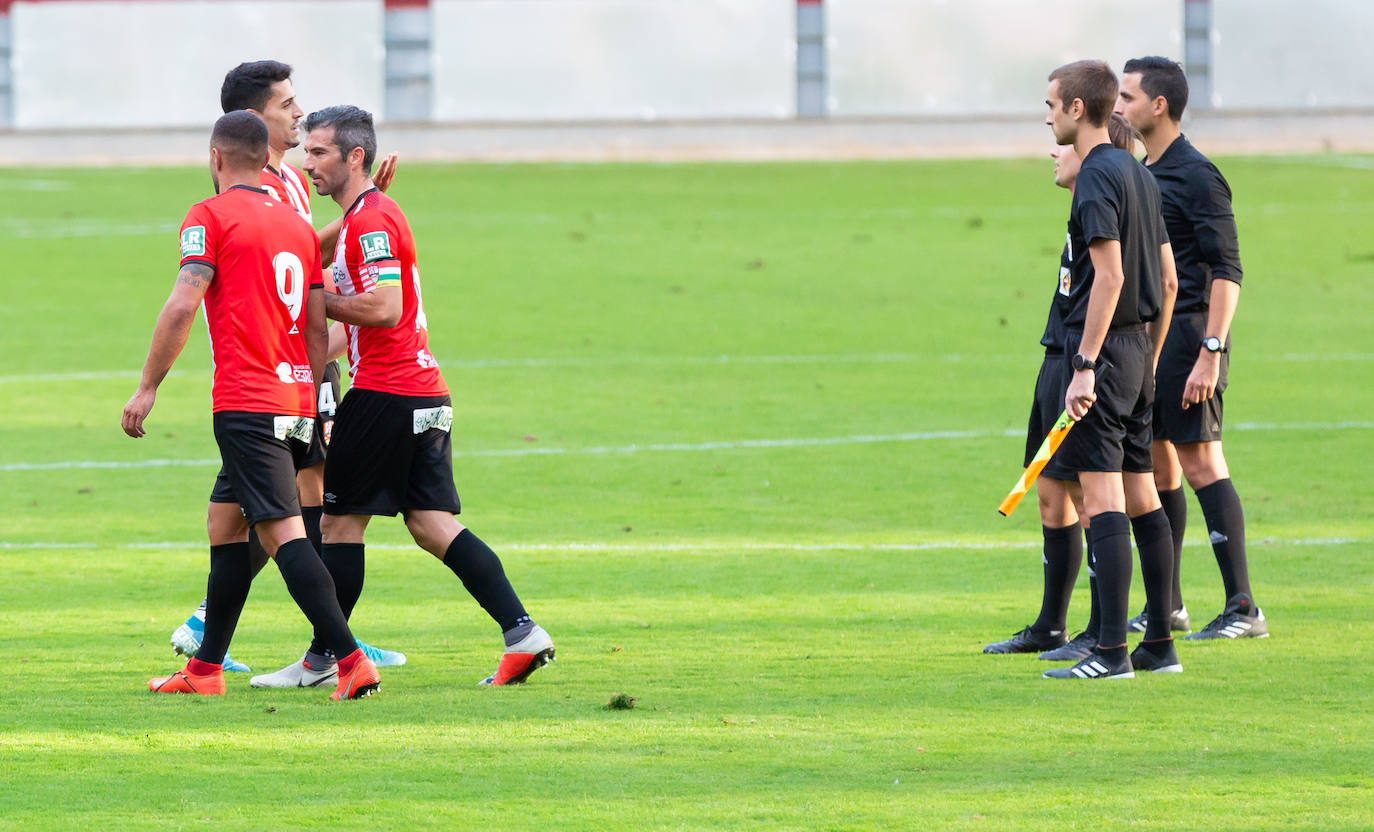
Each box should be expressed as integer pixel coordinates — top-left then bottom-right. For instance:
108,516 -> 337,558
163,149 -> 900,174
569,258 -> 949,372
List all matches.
1115,57 -> 1268,640
1039,60 -> 1180,680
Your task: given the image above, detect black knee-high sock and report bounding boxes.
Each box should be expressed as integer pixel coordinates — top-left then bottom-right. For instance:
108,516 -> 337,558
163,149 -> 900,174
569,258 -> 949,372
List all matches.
1088,512 -> 1132,648
301,505 -> 324,553
309,543 -> 366,657
1083,531 -> 1101,639
274,537 -> 356,659
198,542 -> 253,666
1158,487 -> 1187,612
1032,523 -> 1082,634
443,529 -> 527,632
247,529 -> 272,578
1196,478 -> 1251,603
1131,508 -> 1175,641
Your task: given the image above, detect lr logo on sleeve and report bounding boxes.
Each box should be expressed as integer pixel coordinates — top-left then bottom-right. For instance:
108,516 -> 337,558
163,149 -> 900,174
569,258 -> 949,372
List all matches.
181,226 -> 206,257
360,231 -> 393,263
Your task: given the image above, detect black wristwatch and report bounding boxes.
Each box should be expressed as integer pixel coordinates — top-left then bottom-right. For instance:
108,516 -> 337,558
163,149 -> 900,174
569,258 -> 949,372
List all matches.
1071,353 -> 1095,372
1202,336 -> 1224,354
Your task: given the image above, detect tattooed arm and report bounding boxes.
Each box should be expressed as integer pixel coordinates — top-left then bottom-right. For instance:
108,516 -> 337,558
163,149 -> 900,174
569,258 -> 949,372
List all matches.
122,263 -> 214,437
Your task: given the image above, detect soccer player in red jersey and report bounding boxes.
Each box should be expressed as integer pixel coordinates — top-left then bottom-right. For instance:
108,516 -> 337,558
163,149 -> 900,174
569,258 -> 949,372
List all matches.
280,105 -> 553,686
167,61 -> 407,677
123,111 -> 380,700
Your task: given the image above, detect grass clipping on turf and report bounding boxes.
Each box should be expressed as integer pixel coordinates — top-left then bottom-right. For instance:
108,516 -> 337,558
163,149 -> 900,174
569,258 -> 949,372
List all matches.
604,693 -> 637,710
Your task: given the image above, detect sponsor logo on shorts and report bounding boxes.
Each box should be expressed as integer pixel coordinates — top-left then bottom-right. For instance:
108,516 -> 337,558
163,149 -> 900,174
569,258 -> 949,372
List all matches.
181,226 -> 206,257
273,416 -> 315,444
413,405 -> 453,434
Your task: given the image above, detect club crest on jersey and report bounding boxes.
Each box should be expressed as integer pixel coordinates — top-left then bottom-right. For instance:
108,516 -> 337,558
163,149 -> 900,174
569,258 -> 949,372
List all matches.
180,226 -> 206,257
360,231 -> 393,263
1059,266 -> 1072,296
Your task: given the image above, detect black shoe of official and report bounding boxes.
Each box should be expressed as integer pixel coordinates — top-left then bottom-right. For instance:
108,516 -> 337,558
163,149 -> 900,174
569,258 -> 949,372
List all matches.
1126,605 -> 1191,634
983,626 -> 1068,654
1186,594 -> 1268,640
1130,639 -> 1183,673
1043,646 -> 1133,679
1039,631 -> 1097,661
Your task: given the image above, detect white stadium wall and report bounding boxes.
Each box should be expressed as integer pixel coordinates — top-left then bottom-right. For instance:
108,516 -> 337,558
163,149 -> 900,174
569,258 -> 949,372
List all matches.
825,0 -> 1181,117
429,0 -> 797,122
10,0 -> 385,129
1210,0 -> 1374,110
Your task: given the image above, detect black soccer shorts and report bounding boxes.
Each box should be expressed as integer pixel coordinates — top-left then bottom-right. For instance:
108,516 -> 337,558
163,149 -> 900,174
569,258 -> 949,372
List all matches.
1153,312 -> 1228,445
322,388 -> 461,517
1056,327 -> 1154,475
209,411 -> 316,525
300,360 -> 343,469
1025,349 -> 1079,483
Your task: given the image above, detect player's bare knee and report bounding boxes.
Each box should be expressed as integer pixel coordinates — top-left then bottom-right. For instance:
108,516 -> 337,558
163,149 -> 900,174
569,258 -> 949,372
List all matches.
1177,442 -> 1228,490
206,502 -> 248,546
404,510 -> 464,558
1036,477 -> 1078,527
321,513 -> 367,545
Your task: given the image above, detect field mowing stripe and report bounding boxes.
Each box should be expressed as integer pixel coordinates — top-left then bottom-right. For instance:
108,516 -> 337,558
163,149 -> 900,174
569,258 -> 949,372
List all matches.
0,536 -> 1366,552
2,350 -> 1372,386
3,420 -> 1371,472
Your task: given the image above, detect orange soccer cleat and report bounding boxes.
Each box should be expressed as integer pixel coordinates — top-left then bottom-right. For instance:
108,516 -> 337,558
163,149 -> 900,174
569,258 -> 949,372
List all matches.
480,625 -> 555,686
330,651 -> 380,700
148,665 -> 225,695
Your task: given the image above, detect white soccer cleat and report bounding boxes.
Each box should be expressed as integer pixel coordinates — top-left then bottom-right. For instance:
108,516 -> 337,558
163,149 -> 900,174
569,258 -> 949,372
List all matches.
249,653 -> 338,688
479,625 -> 555,686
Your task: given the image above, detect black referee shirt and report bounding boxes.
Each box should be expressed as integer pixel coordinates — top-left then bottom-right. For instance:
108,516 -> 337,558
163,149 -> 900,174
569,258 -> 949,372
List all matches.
1039,243 -> 1071,352
1144,134 -> 1243,314
1058,143 -> 1169,330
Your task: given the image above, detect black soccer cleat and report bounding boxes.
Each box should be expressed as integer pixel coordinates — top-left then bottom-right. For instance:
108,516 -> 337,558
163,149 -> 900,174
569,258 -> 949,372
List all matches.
1043,647 -> 1134,680
1039,631 -> 1097,661
1126,605 -> 1191,634
1186,595 -> 1268,640
1130,640 -> 1183,673
983,626 -> 1068,654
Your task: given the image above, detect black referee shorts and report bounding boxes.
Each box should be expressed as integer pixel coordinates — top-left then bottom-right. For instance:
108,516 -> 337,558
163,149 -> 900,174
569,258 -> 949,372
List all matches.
1154,312 -> 1228,445
209,411 -> 316,526
323,388 -> 461,517
1056,327 -> 1154,475
1024,349 -> 1078,482
300,360 -> 343,469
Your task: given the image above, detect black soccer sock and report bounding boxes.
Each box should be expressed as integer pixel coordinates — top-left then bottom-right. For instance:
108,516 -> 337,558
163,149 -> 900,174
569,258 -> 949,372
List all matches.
1196,478 -> 1252,602
197,542 -> 253,666
1131,508 -> 1175,641
442,529 -> 528,632
1031,523 -> 1082,634
1087,512 -> 1133,648
274,537 -> 356,659
1158,487 -> 1188,612
1083,532 -> 1101,640
301,505 -> 324,554
308,543 -> 366,657
247,529 -> 272,578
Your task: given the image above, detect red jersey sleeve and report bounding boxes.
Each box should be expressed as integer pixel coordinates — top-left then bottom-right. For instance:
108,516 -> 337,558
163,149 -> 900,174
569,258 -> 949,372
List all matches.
307,228 -> 324,290
179,202 -> 218,270
352,212 -> 404,291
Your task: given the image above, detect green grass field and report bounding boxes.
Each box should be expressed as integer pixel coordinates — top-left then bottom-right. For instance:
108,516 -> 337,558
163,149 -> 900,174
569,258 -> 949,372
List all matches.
1,155 -> 1372,830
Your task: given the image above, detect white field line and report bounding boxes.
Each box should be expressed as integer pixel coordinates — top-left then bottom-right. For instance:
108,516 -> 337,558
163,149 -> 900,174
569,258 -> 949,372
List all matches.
2,420 -> 1372,473
3,350 -> 1373,387
0,536 -> 1366,553
0,536 -> 1366,552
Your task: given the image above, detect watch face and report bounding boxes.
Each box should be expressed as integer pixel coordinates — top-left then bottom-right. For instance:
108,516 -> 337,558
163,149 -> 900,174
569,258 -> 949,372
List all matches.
1204,337 -> 1222,352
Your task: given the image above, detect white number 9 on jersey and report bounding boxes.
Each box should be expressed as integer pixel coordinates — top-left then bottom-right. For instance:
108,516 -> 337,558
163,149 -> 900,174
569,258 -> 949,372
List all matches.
273,251 -> 305,323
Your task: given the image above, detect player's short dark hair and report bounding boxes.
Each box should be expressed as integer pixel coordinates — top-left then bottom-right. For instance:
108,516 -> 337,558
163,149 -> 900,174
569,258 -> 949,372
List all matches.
1123,56 -> 1189,122
221,61 -> 293,113
1048,60 -> 1118,128
211,110 -> 269,170
1108,113 -> 1140,152
303,105 -> 377,174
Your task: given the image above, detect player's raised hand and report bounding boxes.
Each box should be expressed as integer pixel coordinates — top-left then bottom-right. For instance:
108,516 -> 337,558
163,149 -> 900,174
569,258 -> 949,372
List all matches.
1181,353 -> 1220,410
122,388 -> 157,438
374,153 -> 399,192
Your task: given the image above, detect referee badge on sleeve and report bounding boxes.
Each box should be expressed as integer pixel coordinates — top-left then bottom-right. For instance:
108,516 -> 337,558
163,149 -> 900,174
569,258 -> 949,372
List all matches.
413,406 -> 453,434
